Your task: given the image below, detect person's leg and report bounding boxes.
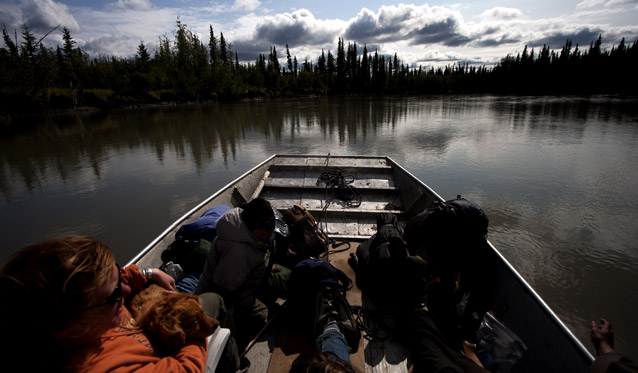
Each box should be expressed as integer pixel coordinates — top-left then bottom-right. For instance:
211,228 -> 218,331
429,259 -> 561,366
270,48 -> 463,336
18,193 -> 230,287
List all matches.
199,292 -> 240,373
199,292 -> 227,322
316,320 -> 351,364
267,264 -> 291,300
232,298 -> 269,354
410,308 -> 488,373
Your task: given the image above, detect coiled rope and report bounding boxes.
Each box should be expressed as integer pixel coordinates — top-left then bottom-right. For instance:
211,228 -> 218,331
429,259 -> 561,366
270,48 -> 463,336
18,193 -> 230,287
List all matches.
316,156 -> 362,209
315,154 -> 360,257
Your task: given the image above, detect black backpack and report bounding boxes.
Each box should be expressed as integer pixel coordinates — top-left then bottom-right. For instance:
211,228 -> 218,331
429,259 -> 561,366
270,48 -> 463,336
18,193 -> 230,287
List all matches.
404,195 -> 488,271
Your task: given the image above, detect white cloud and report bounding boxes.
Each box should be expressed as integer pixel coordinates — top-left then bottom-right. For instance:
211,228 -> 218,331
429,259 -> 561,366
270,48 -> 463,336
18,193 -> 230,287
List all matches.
82,33 -> 141,57
344,4 -> 471,46
69,5 -> 178,56
236,9 -> 345,47
22,0 -> 79,32
605,0 -> 638,6
480,7 -> 524,21
577,0 -> 606,8
112,0 -> 152,11
232,0 -> 261,12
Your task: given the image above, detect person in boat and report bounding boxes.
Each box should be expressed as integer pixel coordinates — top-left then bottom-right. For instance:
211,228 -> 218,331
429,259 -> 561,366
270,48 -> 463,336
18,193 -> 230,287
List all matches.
408,303 -> 488,373
590,318 -> 638,373
290,350 -> 358,373
0,235 -> 238,373
289,320 -> 358,373
195,197 -> 286,353
350,213 -> 428,305
289,285 -> 360,372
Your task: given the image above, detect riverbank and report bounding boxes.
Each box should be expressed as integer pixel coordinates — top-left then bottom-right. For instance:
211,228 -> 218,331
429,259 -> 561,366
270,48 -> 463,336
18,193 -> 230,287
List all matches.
0,88 -> 275,118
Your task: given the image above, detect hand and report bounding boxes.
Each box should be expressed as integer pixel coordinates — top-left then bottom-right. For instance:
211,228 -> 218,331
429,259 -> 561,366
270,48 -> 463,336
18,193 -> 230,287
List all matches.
462,340 -> 485,368
150,268 -> 177,291
591,318 -> 615,356
270,264 -> 282,277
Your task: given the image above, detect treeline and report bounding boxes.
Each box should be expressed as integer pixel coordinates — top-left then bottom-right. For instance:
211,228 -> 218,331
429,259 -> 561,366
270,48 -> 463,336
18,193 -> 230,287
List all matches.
1,19 -> 637,114
492,36 -> 638,94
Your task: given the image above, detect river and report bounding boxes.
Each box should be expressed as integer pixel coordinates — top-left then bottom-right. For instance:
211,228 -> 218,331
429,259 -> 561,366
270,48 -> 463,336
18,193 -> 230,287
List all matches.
1,95 -> 637,358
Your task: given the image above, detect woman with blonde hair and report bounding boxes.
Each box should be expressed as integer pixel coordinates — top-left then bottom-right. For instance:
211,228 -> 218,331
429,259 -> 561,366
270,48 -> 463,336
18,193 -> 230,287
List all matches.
0,235 -> 233,373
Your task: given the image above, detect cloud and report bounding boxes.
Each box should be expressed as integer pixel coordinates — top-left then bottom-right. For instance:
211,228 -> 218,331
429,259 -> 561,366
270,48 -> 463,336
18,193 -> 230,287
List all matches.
409,18 -> 472,46
345,7 -> 407,42
344,4 -> 476,47
578,0 -> 637,7
82,33 -> 140,57
66,5 -> 179,57
21,0 -> 79,33
232,0 -> 261,12
474,33 -> 521,47
527,27 -> 604,48
480,7 -> 524,20
0,7 -> 20,31
604,0 -> 638,6
111,0 -> 152,11
417,50 -> 468,63
577,0 -> 606,8
232,9 -> 342,58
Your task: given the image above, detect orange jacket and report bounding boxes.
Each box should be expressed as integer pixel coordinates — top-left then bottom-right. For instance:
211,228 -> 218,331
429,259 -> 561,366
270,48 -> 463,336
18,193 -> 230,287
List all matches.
85,265 -> 207,373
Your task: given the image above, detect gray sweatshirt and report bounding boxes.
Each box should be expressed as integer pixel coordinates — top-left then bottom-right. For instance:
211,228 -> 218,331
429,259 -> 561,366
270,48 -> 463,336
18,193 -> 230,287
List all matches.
195,207 -> 271,312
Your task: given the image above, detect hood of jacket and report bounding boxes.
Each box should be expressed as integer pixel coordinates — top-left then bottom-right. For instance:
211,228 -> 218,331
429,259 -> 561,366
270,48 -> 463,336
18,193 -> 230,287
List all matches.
216,207 -> 270,250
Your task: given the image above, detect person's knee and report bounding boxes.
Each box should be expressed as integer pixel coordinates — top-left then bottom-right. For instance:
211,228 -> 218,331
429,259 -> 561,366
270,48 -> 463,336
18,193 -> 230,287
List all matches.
199,292 -> 227,323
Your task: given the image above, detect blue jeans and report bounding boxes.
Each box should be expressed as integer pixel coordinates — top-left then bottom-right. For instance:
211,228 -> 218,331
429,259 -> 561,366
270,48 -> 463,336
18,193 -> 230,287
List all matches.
316,322 -> 351,364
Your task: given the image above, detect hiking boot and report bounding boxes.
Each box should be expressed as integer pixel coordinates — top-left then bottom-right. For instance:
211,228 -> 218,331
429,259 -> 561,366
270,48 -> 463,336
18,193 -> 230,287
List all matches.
236,356 -> 250,373
314,287 -> 340,335
314,287 -> 361,353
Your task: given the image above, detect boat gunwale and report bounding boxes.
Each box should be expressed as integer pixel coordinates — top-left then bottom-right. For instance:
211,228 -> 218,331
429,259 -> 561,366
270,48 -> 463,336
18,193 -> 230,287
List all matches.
485,239 -> 595,363
126,154 -> 277,267
386,156 -> 594,363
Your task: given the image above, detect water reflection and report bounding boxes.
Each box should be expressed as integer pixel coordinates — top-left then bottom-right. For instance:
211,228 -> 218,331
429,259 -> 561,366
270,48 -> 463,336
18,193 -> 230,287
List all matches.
3,95 -> 637,202
2,95 -> 636,202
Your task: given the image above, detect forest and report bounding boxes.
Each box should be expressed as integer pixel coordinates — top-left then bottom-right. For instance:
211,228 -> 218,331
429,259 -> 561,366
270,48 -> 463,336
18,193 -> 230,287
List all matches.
1,19 -> 637,114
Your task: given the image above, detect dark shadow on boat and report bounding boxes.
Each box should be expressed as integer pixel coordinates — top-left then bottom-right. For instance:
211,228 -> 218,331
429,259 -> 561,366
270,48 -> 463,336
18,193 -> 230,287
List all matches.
361,294 -> 413,368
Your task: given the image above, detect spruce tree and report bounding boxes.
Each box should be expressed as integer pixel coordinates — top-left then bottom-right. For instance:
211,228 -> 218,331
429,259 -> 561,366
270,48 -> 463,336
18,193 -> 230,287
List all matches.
219,32 -> 228,65
286,44 -> 293,73
209,25 -> 218,69
62,27 -> 75,59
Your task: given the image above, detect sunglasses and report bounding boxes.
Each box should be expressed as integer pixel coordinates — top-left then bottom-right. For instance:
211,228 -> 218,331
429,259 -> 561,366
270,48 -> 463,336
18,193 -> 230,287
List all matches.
87,264 -> 122,310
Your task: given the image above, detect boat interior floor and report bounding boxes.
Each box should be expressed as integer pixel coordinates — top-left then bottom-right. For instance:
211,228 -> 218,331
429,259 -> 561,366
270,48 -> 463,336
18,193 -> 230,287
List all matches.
244,241 -> 411,373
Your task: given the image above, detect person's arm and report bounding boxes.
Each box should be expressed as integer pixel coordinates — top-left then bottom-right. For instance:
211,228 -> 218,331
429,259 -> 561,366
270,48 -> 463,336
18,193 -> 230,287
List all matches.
143,267 -> 176,291
131,342 -> 208,373
90,337 -> 207,373
122,265 -> 177,294
121,264 -> 147,295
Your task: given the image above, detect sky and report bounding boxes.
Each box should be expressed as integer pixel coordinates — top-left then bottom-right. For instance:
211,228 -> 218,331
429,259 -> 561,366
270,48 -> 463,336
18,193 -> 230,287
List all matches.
1,0 -> 637,68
